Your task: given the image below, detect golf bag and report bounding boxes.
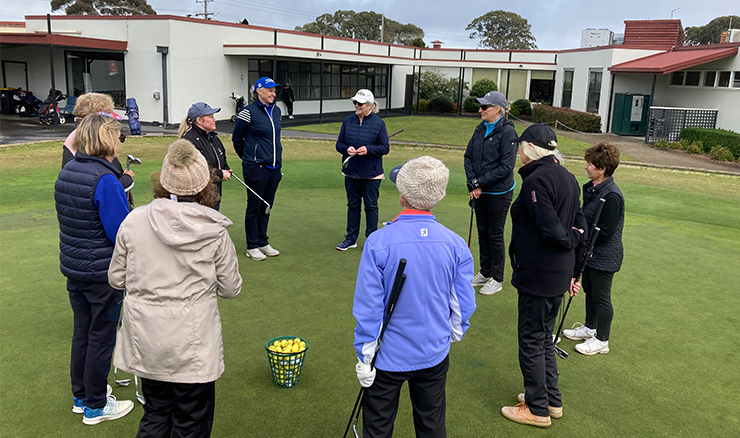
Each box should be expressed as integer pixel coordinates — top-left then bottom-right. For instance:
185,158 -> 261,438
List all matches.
38,89 -> 67,125
16,90 -> 42,117
125,97 -> 141,135
230,92 -> 246,122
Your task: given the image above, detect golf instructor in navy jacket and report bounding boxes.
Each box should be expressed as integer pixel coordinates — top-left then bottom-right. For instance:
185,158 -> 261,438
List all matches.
232,77 -> 283,261
335,89 -> 389,251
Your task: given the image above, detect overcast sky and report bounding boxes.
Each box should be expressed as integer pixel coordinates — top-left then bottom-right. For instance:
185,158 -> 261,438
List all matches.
2,0 -> 738,49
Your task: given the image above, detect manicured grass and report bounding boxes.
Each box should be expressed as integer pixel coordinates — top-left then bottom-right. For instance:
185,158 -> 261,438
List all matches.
1,137 -> 738,437
285,115 -> 631,159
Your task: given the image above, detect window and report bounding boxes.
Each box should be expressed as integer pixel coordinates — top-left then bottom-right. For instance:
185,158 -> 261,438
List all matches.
733,72 -> 740,88
703,71 -> 716,87
65,51 -> 126,107
561,70 -> 573,108
586,69 -> 602,114
718,71 -> 731,87
270,60 -> 387,101
671,71 -> 684,85
684,71 -> 700,86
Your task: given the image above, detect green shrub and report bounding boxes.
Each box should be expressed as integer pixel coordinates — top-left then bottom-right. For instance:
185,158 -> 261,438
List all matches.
693,140 -> 704,152
463,96 -> 480,113
509,105 -> 521,117
427,97 -> 454,113
416,99 -> 430,112
681,127 -> 740,157
470,78 -> 498,97
710,146 -> 735,161
654,139 -> 670,148
532,105 -> 601,133
512,99 -> 532,116
669,141 -> 684,150
679,138 -> 692,149
685,143 -> 703,154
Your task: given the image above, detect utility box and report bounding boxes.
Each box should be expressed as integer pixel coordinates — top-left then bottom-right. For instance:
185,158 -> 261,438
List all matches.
612,93 -> 650,136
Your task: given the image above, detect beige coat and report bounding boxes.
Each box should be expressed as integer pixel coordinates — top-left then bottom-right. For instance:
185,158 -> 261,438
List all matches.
109,198 -> 242,383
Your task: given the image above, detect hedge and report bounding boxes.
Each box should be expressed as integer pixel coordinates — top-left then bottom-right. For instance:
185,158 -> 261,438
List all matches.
532,105 -> 601,133
680,127 -> 740,157
512,99 -> 532,116
427,97 -> 455,113
463,96 -> 480,113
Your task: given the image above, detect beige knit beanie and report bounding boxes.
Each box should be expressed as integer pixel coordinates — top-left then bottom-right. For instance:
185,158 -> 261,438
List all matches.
396,156 -> 449,211
160,139 -> 210,196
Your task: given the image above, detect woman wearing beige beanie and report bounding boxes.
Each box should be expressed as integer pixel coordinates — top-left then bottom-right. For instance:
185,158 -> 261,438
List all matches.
109,140 -> 242,437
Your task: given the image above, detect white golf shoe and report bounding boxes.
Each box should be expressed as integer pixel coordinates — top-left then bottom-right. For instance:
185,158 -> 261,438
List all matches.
471,272 -> 490,286
247,248 -> 266,261
259,245 -> 280,257
575,337 -> 609,355
479,278 -> 503,295
563,323 -> 596,341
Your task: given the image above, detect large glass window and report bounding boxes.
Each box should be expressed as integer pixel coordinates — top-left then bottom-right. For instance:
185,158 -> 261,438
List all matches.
684,71 -> 700,86
586,69 -> 602,114
561,70 -> 573,108
65,51 -> 125,107
718,71 -> 731,87
703,71 -> 716,87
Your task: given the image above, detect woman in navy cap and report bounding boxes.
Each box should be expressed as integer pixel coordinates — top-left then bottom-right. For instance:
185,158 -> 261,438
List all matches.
179,102 -> 232,211
232,77 -> 283,261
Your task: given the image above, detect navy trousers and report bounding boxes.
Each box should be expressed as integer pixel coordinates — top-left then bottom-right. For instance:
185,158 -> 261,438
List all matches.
242,162 -> 282,249
362,356 -> 449,438
344,177 -> 381,243
136,379 -> 215,438
68,280 -> 123,409
474,191 -> 513,282
517,291 -> 563,418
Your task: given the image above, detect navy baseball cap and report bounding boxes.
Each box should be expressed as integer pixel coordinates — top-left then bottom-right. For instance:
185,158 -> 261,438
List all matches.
187,102 -> 220,121
515,123 -> 558,150
389,164 -> 403,183
254,77 -> 282,90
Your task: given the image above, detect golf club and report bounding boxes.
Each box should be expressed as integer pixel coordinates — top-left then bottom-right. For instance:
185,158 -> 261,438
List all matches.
231,174 -> 272,214
126,154 -> 141,171
134,375 -> 146,405
343,259 -> 408,438
342,129 -> 404,168
467,198 -> 475,249
125,155 -> 141,207
113,313 -> 131,386
553,198 -> 605,360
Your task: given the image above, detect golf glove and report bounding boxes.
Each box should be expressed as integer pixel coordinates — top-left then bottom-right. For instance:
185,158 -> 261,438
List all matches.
356,360 -> 376,388
466,178 -> 480,192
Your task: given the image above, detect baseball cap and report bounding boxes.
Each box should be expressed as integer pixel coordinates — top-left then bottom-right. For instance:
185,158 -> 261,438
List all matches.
350,89 -> 375,105
475,91 -> 508,109
187,102 -> 220,121
389,164 -> 403,183
254,77 -> 282,90
515,123 -> 558,150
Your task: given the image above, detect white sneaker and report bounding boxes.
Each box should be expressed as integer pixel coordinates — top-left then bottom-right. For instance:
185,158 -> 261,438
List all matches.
73,385 -> 113,414
259,245 -> 280,257
247,248 -> 266,261
575,337 -> 609,355
563,322 -> 595,341
82,395 -> 134,425
472,272 -> 490,286
479,278 -> 503,295
289,115 -> 294,119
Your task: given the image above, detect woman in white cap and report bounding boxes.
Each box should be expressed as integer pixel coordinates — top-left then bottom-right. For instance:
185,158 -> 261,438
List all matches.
501,124 -> 586,428
335,89 -> 389,251
179,102 -> 233,211
232,77 -> 283,260
109,139 -> 242,437
464,90 -> 518,295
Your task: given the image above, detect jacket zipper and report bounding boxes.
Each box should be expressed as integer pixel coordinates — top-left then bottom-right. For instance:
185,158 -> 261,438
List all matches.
265,106 -> 276,167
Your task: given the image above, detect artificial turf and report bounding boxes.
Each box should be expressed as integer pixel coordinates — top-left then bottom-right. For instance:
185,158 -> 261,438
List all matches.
0,135 -> 738,437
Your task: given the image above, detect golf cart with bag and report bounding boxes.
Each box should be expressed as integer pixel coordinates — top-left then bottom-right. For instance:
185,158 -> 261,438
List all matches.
38,88 -> 67,125
125,98 -> 141,135
229,92 -> 246,123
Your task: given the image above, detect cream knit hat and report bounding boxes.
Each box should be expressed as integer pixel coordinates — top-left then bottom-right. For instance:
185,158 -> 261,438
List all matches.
160,139 -> 210,196
395,156 -> 449,211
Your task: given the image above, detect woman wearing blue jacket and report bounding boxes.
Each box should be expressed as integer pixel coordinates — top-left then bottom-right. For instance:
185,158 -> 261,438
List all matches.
335,89 -> 389,251
232,77 -> 283,261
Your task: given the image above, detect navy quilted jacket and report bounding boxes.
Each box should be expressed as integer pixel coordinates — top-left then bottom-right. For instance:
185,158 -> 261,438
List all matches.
335,112 -> 389,179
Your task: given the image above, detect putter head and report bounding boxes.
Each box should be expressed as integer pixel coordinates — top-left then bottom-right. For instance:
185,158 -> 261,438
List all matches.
136,393 -> 146,405
264,205 -> 271,215
352,418 -> 361,438
127,154 -> 142,165
554,346 -> 569,360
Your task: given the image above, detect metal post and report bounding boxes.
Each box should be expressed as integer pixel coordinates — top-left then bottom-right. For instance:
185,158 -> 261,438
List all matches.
381,15 -> 384,43
319,57 -> 323,124
410,64 -> 415,115
356,61 -> 360,95
606,73 -> 616,136
505,69 -> 511,100
47,14 -> 58,127
415,66 -> 421,114
646,74 -> 657,143
157,46 -> 169,126
385,63 -> 391,117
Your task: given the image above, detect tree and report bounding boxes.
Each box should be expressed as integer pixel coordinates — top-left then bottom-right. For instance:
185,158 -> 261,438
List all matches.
296,10 -> 424,45
410,38 -> 426,48
466,10 -> 536,50
414,68 -> 468,101
50,0 -> 156,15
470,78 -> 498,97
685,15 -> 740,45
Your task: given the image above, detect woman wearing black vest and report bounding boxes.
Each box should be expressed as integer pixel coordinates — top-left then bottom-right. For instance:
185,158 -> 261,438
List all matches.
563,143 -> 624,356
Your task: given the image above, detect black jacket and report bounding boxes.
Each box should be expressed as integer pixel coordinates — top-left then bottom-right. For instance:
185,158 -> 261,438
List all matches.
282,87 -> 295,103
182,124 -> 230,181
583,177 -> 624,272
509,155 -> 587,297
463,119 -> 518,193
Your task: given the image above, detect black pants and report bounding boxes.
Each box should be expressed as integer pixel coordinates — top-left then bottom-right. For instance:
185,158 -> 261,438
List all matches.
363,356 -> 449,438
136,379 -> 215,438
344,178 -> 381,243
242,162 -> 282,249
583,266 -> 615,342
474,191 -> 513,282
68,280 -> 123,409
284,101 -> 293,116
517,291 -> 563,417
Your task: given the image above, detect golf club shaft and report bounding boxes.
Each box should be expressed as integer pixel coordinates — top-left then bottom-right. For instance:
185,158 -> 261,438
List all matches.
231,174 -> 272,212
467,199 -> 475,249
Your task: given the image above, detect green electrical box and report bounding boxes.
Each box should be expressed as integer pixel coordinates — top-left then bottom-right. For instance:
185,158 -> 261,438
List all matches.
612,93 -> 650,136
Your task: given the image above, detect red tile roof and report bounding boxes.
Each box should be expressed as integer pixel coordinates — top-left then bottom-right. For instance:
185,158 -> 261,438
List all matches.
609,44 -> 740,74
623,20 -> 684,50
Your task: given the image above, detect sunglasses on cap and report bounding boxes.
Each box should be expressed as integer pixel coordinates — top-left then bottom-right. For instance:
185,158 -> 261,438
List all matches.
352,100 -> 365,106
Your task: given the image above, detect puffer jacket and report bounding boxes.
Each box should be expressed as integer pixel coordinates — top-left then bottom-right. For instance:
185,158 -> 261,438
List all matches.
463,119 -> 518,193
583,177 -> 624,272
109,198 -> 242,383
335,112 -> 389,179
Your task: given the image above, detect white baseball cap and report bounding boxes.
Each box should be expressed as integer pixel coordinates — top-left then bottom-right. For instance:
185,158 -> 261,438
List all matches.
350,89 -> 375,105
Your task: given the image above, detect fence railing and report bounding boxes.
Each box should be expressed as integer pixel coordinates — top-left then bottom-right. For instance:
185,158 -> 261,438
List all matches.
645,106 -> 718,143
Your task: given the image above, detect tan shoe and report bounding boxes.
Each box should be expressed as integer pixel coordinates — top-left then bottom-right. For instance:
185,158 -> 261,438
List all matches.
517,393 -> 562,419
501,403 -> 551,428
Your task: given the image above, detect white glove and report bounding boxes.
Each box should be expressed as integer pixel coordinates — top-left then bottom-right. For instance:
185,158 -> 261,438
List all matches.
355,360 -> 376,388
